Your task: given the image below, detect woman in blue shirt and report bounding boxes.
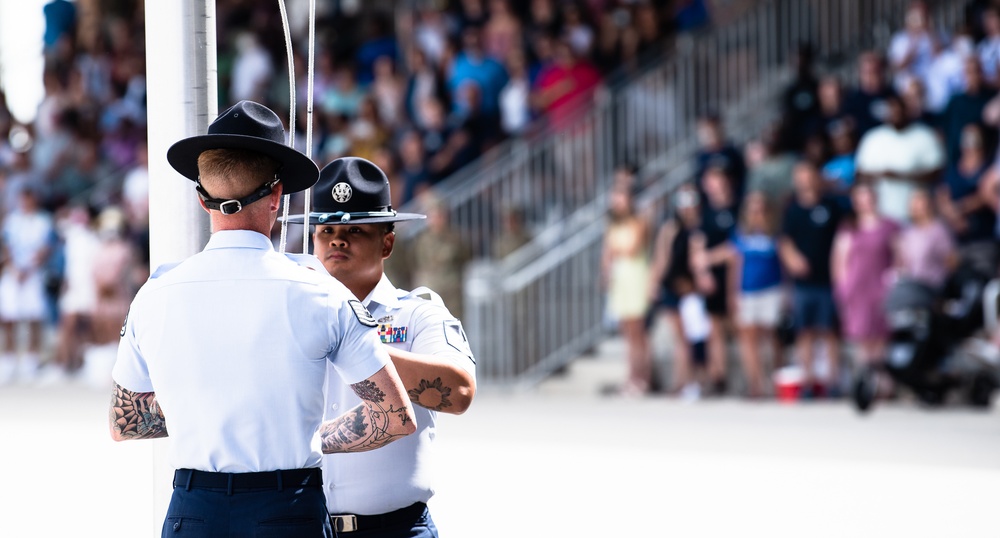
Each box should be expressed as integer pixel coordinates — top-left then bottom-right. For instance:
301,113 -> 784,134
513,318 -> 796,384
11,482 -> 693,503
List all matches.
728,192 -> 785,398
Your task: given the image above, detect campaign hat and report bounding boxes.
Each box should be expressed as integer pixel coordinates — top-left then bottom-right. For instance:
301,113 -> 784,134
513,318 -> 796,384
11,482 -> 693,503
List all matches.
166,100 -> 319,194
282,157 -> 425,225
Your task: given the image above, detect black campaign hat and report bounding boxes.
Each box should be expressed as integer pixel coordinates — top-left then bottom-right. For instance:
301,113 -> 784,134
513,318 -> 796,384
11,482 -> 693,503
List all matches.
166,100 -> 319,194
282,157 -> 426,225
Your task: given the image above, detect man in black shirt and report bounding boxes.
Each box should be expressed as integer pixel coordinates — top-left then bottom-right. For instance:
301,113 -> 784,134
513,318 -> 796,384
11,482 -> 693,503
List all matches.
779,160 -> 844,397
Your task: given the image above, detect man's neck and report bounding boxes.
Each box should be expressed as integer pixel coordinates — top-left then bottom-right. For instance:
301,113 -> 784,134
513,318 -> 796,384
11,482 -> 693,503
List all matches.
340,275 -> 383,305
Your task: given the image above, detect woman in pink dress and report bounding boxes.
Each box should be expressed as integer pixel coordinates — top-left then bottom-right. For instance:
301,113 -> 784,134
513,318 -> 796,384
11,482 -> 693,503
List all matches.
832,183 -> 900,367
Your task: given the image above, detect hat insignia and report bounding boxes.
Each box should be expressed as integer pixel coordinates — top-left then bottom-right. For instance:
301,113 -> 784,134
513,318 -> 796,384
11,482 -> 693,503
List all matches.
332,182 -> 352,203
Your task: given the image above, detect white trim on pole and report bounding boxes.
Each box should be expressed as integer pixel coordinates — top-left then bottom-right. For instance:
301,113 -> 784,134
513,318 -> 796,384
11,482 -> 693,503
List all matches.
143,1 -> 216,533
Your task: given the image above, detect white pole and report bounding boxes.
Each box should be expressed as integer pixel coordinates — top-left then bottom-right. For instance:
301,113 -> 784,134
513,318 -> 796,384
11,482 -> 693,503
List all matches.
146,0 -> 215,269
143,1 -> 216,533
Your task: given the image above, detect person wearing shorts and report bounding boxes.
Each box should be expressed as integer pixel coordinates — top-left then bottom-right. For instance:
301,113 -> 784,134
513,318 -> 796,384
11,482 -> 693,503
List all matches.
779,161 -> 845,397
730,192 -> 785,398
0,186 -> 54,384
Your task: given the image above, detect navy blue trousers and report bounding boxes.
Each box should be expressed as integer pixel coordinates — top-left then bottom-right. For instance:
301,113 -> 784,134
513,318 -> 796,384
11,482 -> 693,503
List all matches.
162,482 -> 332,537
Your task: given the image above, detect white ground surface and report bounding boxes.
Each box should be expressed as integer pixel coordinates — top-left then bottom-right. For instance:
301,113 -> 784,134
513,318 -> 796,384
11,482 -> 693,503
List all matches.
1,338 -> 997,537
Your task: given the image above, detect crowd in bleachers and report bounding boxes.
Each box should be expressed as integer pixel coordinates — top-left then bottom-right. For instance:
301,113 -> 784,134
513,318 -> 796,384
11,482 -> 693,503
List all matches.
0,0 -> 712,386
605,0 -> 1000,401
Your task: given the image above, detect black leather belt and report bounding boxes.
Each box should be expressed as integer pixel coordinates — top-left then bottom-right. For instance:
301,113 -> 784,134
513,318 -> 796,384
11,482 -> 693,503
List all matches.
330,502 -> 427,533
173,468 -> 323,494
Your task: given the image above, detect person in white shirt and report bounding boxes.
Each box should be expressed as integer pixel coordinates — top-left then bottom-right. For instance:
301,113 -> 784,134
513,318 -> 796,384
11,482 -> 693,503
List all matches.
855,94 -> 945,223
284,156 -> 476,537
0,186 -> 54,383
108,101 -> 417,538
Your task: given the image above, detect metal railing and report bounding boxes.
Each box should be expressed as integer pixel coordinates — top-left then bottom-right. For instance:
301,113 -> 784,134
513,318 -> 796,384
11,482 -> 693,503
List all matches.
421,0 -> 968,385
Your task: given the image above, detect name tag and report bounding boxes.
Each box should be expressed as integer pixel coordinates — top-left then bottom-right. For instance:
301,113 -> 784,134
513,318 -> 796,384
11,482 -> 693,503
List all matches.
378,324 -> 407,344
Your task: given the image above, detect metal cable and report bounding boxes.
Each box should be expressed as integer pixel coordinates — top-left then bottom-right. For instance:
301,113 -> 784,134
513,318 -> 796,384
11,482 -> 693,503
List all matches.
277,0 -> 295,253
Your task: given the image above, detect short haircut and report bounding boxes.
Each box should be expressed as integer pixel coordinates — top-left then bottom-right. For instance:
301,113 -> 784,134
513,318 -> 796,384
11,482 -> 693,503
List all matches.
197,148 -> 280,198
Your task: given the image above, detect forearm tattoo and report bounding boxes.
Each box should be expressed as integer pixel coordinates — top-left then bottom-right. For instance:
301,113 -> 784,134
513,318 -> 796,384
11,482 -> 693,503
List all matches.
110,383 -> 168,440
408,377 -> 453,412
319,380 -> 412,454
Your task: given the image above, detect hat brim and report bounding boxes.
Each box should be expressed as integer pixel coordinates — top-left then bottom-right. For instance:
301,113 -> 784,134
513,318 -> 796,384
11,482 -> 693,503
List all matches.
279,212 -> 427,225
167,134 -> 319,194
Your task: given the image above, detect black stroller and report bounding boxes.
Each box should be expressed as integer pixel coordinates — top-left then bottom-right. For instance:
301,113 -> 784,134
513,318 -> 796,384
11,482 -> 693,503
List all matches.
852,263 -> 1000,413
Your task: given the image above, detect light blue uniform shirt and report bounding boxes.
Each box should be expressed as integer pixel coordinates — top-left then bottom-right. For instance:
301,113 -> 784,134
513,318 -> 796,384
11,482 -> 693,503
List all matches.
112,230 -> 389,473
323,274 -> 476,515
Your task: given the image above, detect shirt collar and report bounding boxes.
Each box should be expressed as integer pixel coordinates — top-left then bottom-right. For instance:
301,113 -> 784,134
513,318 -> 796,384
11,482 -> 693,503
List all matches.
362,273 -> 399,310
204,230 -> 275,251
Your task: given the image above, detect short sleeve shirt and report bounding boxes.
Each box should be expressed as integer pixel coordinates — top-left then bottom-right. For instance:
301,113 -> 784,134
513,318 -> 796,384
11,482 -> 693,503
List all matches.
112,230 -> 389,473
781,195 -> 843,287
322,274 -> 476,516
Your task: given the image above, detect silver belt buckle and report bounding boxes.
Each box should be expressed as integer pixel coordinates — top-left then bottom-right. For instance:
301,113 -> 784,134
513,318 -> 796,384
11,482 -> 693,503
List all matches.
330,514 -> 358,532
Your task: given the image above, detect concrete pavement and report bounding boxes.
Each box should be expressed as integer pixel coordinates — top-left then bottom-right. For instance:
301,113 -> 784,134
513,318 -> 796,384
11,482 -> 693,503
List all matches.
0,335 -> 998,537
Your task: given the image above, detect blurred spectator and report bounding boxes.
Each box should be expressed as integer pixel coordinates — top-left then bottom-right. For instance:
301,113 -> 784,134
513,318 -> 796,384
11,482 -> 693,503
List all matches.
44,203 -> 100,384
855,94 -> 945,223
54,139 -> 111,207
843,51 -> 895,138
649,183 -> 702,395
896,188 -> 958,290
90,207 -> 136,345
321,65 -> 366,118
229,31 -> 274,103
745,121 -> 798,212
0,187 -> 55,384
43,0 -> 77,58
413,7 -> 453,67
940,57 -> 997,162
449,26 -> 508,117
899,77 -> 935,126
346,96 -> 391,162
925,27 -> 974,115
805,75 -> 851,141
370,145 -> 406,212
779,161 -> 844,397
691,166 -> 738,396
728,192 -> 784,398
82,206 -> 138,388
780,43 -> 820,152
937,123 -> 998,274
693,113 -> 747,202
399,129 -> 432,204
483,0 -> 523,62
370,55 -> 405,127
888,1 -> 945,95
601,184 -> 653,396
458,0 -> 489,28
832,183 -> 900,370
822,120 -> 859,196
3,151 -> 37,215
670,0 -> 713,33
410,197 -> 472,320
121,138 -> 149,233
403,48 -> 449,130
499,48 -> 533,136
977,5 -> 1000,85
561,2 -> 595,59
493,206 -> 532,258
531,38 -> 601,129
355,13 -> 397,86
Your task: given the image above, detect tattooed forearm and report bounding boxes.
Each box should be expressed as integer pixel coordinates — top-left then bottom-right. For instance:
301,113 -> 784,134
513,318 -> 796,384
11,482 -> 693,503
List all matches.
109,383 -> 168,441
407,377 -> 453,412
319,379 -> 412,454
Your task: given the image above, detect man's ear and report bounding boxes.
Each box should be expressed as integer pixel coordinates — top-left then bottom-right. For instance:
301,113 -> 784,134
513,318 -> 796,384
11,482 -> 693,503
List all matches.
269,181 -> 284,212
383,230 -> 395,259
197,196 -> 210,214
